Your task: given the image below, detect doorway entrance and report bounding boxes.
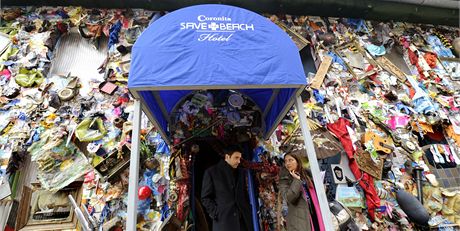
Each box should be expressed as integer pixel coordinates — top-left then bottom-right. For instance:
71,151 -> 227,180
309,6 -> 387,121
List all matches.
191,139 -> 224,231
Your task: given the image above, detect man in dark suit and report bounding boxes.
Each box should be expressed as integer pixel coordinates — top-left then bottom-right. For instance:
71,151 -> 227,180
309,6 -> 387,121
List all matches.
201,146 -> 253,231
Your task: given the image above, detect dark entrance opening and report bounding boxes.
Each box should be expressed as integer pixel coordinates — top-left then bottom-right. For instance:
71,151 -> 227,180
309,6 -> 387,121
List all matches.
192,138 -> 223,231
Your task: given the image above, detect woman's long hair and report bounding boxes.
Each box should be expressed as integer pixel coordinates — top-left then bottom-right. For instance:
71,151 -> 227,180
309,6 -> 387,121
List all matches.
284,153 -> 313,186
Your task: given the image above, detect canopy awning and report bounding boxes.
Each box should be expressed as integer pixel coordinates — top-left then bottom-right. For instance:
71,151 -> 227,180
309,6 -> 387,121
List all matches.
126,5 -> 334,230
128,4 -> 307,143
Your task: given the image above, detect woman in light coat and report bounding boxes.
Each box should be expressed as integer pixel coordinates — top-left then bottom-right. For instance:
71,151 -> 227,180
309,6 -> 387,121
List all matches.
279,153 -> 313,231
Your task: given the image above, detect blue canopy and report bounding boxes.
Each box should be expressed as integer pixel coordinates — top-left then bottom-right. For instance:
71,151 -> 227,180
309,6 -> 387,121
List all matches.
128,4 -> 306,143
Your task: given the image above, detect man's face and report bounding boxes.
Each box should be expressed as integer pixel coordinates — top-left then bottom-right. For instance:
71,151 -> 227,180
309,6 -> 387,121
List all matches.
225,151 -> 242,168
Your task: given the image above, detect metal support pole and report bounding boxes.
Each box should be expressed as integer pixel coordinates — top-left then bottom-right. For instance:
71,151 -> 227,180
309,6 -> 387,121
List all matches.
247,169 -> 260,231
413,167 -> 424,204
126,100 -> 142,231
68,195 -> 93,231
294,96 -> 333,231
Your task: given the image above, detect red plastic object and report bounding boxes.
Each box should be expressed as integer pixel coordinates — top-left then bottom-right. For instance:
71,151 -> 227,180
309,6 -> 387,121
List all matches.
138,186 -> 152,200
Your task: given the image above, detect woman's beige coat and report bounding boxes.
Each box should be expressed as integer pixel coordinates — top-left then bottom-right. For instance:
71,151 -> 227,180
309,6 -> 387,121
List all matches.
279,168 -> 312,231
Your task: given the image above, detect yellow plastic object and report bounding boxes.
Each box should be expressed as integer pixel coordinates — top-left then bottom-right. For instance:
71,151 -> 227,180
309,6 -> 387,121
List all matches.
14,68 -> 44,87
60,159 -> 74,171
75,117 -> 107,142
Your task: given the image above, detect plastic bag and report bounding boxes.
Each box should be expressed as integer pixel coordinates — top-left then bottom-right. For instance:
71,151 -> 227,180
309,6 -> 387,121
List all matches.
75,117 -> 107,142
14,68 -> 44,87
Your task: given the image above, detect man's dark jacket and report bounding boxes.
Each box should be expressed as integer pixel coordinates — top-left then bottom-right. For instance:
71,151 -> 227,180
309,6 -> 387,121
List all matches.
201,160 -> 253,231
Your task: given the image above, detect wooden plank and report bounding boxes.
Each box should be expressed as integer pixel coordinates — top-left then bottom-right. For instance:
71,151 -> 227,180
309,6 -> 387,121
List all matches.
376,56 -> 407,82
310,55 -> 332,89
275,22 -> 310,51
15,186 -> 32,230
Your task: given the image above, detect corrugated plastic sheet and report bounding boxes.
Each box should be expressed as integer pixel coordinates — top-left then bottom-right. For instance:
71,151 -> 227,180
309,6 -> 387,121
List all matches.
47,28 -> 108,97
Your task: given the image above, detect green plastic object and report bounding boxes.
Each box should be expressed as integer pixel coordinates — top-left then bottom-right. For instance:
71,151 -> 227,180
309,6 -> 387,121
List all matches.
75,117 -> 107,142
14,68 -> 44,87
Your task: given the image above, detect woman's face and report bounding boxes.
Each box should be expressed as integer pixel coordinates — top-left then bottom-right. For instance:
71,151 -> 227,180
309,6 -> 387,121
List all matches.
284,155 -> 298,172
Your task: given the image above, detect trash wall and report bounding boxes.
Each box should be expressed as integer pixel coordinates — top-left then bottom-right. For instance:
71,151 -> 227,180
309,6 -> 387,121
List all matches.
0,6 -> 459,231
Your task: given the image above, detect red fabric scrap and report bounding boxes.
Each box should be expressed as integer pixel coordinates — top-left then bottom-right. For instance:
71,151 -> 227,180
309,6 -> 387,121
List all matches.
327,118 -> 380,221
408,49 -> 418,65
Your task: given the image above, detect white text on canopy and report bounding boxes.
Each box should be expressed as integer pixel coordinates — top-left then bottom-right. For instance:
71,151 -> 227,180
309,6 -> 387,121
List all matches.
179,15 -> 255,42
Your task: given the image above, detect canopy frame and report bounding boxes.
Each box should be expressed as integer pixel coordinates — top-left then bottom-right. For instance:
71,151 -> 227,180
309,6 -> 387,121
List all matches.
130,85 -> 305,145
